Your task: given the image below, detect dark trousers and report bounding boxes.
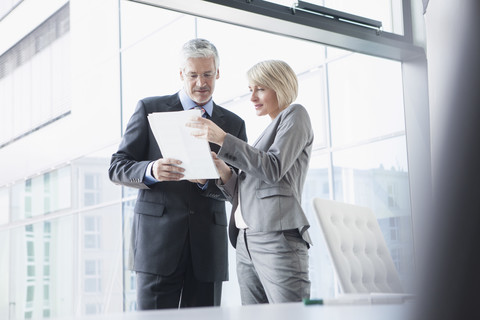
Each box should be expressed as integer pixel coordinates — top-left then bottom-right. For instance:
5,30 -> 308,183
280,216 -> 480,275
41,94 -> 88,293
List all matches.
135,237 -> 222,309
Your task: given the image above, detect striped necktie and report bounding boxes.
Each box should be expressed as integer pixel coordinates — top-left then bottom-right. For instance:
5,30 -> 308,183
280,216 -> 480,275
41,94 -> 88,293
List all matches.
194,106 -> 207,118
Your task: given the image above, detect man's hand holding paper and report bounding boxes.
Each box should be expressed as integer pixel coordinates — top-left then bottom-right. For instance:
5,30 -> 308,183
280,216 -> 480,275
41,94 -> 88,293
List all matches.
151,158 -> 185,182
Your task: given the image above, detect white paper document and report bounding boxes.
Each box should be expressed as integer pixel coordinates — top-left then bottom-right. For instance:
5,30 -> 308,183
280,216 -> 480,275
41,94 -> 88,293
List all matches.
147,109 -> 219,180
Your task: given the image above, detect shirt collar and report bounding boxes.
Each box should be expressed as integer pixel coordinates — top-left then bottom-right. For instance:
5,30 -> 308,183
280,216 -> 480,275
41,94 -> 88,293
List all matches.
179,88 -> 213,117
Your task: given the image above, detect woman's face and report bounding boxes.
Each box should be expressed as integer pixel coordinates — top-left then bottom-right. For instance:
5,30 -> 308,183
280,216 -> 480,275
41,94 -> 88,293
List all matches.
248,84 -> 280,120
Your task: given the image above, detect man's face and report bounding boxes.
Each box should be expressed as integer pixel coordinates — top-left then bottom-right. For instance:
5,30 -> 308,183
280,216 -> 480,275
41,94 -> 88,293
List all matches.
180,57 -> 219,106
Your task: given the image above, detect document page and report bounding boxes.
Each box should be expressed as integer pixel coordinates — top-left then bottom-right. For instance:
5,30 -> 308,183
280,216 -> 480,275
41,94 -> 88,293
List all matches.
147,109 -> 219,180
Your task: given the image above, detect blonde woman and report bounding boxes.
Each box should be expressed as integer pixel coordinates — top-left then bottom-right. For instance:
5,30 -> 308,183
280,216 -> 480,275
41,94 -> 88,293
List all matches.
188,60 -> 313,304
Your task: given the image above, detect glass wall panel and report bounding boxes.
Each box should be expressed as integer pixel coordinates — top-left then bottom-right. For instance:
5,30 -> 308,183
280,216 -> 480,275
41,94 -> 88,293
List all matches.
2,140 -> 124,318
0,187 -> 9,225
72,152 -> 119,209
77,205 -> 123,315
118,0 -> 412,306
6,185 -> 124,318
122,191 -> 137,312
302,153 -> 336,298
328,53 -> 405,147
297,67 -> 328,149
333,141 -> 410,222
10,167 -> 71,222
332,136 -> 414,289
0,229 -> 9,317
120,2 -> 195,127
10,217 -> 75,319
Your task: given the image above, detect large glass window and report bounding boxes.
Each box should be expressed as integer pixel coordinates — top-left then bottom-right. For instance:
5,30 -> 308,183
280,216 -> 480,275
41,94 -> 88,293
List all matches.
119,0 -> 414,304
327,52 -> 405,146
0,0 -> 418,317
2,143 -> 124,318
0,187 -> 9,225
0,230 -> 9,317
10,166 -> 71,222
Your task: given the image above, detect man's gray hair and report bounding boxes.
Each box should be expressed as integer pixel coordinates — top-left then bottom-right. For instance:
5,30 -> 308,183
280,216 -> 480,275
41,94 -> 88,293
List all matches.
180,38 -> 219,70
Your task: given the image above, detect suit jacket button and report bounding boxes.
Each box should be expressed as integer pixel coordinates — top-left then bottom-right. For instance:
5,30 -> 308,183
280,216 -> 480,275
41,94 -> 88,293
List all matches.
189,210 -> 194,215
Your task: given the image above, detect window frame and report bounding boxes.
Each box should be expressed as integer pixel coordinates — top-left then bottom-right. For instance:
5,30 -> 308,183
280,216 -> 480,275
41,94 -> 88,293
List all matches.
128,0 -> 423,61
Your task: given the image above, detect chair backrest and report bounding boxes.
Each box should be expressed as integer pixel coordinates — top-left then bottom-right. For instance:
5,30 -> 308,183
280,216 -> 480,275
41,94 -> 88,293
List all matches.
312,198 -> 404,294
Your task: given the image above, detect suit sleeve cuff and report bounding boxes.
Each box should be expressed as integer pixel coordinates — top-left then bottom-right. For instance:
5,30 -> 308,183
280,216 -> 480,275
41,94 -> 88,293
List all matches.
143,161 -> 158,186
197,180 -> 209,190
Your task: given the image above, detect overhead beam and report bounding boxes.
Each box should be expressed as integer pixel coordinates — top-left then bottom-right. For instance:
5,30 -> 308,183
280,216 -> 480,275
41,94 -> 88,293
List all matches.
128,0 -> 424,61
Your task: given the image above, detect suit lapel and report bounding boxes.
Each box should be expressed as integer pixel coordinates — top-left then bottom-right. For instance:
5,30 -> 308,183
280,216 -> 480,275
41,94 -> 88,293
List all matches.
252,130 -> 267,148
208,103 -> 226,153
210,103 -> 226,128
165,93 -> 183,112
147,93 -> 183,113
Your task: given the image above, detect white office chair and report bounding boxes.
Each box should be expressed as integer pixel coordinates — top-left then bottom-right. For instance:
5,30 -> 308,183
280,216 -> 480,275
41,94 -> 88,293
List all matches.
312,198 -> 404,294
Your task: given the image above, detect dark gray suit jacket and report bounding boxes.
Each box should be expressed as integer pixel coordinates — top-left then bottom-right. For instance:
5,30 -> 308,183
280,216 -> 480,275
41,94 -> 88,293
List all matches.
108,93 -> 247,282
215,104 -> 313,247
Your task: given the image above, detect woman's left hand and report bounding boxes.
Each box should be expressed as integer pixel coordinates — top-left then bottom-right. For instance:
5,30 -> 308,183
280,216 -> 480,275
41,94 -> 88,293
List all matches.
186,116 -> 227,146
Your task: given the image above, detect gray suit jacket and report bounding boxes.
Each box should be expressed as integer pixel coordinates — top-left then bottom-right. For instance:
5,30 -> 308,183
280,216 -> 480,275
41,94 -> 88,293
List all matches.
108,93 -> 247,282
216,104 -> 313,247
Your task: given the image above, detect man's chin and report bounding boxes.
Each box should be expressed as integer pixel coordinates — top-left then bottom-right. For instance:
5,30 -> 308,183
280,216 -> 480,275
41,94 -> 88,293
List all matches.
193,95 -> 211,105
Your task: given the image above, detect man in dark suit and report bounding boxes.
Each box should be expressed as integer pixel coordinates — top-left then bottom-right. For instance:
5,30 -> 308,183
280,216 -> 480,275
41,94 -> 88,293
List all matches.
108,38 -> 247,309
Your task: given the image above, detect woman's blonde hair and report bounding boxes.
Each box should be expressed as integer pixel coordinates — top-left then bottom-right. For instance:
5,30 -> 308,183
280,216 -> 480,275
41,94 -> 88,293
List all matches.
247,60 -> 298,110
